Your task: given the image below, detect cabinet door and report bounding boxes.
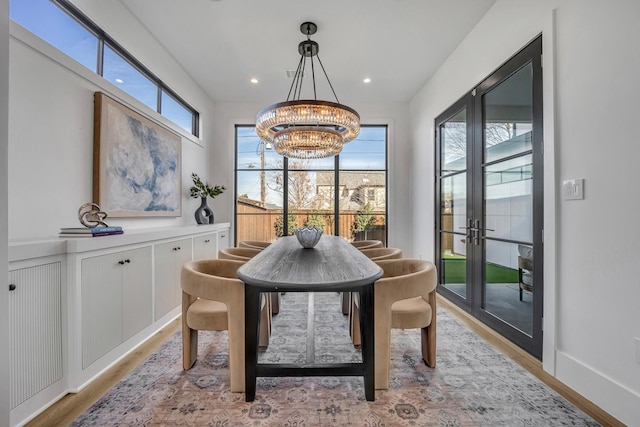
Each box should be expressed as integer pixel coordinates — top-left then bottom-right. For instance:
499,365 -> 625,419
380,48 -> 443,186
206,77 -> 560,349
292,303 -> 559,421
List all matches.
217,228 -> 230,251
81,252 -> 124,368
122,247 -> 153,341
154,238 -> 192,320
8,262 -> 63,410
193,233 -> 218,260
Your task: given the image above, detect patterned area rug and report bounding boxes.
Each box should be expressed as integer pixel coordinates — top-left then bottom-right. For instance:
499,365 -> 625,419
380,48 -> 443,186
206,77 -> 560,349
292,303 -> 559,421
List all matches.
72,292 -> 599,426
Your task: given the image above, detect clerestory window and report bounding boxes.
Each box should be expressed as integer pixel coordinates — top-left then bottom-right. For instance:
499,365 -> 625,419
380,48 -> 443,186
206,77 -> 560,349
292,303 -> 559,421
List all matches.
10,0 -> 199,137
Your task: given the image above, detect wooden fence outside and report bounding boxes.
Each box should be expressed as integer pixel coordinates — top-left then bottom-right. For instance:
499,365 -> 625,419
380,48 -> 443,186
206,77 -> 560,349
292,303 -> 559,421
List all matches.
236,203 -> 386,245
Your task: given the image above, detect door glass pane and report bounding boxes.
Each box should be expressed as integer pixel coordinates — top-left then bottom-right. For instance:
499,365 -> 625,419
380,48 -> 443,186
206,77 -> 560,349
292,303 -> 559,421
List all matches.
440,172 -> 467,299
484,240 -> 533,336
442,108 -> 467,173
484,154 -> 533,242
484,63 -> 533,163
441,173 -> 466,233
482,62 -> 534,337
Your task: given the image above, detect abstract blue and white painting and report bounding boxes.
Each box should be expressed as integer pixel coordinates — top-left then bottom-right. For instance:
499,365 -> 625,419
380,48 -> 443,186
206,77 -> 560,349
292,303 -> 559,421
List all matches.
95,93 -> 181,217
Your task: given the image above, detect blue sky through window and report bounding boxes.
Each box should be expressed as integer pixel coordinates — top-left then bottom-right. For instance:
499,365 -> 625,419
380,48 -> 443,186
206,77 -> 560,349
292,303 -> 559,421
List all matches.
236,126 -> 387,207
11,0 -> 98,71
10,0 -> 199,136
103,45 -> 157,111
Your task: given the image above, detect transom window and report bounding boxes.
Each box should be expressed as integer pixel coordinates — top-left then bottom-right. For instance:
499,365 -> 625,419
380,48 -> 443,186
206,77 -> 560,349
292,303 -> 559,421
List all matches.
10,0 -> 199,136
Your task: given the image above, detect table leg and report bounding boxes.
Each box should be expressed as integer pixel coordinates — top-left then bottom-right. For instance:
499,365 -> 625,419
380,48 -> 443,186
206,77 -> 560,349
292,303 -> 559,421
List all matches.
245,285 -> 261,401
359,284 -> 375,401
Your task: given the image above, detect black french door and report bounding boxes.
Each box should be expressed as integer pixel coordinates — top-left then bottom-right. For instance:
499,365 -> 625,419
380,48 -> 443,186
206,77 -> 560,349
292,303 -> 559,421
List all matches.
435,36 -> 543,358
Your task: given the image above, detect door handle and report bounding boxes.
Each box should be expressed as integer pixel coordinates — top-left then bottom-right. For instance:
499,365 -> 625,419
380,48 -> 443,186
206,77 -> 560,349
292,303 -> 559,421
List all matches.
459,218 -> 474,242
464,219 -> 494,245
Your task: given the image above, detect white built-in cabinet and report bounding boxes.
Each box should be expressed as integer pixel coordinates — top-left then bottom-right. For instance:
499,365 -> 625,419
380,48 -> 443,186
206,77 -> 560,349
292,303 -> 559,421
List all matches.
193,233 -> 217,260
154,238 -> 192,320
81,247 -> 152,368
8,255 -> 66,425
8,223 -> 230,427
218,229 -> 230,253
192,229 -> 229,260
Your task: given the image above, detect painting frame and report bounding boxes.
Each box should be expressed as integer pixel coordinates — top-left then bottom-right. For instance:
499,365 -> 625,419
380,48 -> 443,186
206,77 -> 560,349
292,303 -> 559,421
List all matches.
93,92 -> 182,218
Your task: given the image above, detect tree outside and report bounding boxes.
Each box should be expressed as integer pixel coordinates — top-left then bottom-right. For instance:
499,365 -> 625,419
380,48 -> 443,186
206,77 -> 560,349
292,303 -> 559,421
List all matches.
351,202 -> 376,240
274,213 -> 299,237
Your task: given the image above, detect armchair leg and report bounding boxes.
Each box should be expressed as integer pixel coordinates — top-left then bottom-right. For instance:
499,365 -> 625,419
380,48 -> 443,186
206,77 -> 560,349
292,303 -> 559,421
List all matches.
422,291 -> 436,368
259,294 -> 271,347
421,325 -> 436,368
182,324 -> 198,370
350,294 -> 361,346
341,291 -> 350,315
270,292 -> 280,314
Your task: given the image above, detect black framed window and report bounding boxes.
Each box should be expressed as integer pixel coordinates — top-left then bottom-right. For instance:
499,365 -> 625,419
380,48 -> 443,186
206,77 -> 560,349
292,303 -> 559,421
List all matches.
235,125 -> 388,245
10,0 -> 200,137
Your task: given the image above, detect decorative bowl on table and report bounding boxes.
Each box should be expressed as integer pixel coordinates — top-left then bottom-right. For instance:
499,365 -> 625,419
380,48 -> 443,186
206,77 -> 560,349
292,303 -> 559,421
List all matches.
294,226 -> 323,248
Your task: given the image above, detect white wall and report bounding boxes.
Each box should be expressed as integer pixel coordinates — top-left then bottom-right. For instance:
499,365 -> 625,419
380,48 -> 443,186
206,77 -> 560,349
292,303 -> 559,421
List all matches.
410,0 -> 640,424
8,3 -> 216,240
1,0 -> 10,424
210,101 -> 413,250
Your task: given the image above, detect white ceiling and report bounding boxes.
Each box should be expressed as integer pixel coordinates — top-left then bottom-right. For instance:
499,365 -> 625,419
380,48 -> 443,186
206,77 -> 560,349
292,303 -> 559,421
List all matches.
118,0 -> 496,106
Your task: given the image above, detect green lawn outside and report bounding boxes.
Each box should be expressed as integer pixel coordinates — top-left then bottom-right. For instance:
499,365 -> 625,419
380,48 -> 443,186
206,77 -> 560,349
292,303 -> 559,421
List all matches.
442,253 -> 518,284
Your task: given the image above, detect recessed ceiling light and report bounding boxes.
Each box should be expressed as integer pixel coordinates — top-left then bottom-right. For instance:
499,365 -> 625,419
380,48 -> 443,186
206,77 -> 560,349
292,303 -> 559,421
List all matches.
250,78 -> 259,84
363,78 -> 371,84
115,78 -> 124,84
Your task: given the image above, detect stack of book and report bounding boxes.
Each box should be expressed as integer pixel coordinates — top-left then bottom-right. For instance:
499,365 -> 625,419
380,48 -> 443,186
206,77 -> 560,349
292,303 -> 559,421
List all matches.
59,226 -> 124,238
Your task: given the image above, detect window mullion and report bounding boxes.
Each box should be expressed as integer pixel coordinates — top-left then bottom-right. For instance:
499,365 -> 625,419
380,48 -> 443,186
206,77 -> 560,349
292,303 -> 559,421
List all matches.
96,38 -> 104,76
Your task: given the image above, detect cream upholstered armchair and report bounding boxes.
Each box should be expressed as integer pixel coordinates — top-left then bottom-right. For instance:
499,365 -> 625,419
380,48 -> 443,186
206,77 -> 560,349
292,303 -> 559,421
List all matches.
359,247 -> 403,260
238,240 -> 272,250
181,259 -> 270,392
518,244 -> 533,301
351,258 -> 437,389
219,247 -> 280,315
341,247 -> 403,315
218,247 -> 262,261
350,240 -> 384,250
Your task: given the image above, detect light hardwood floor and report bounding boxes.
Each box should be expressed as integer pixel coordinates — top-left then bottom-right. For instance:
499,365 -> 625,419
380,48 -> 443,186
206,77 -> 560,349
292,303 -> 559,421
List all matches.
26,296 -> 623,426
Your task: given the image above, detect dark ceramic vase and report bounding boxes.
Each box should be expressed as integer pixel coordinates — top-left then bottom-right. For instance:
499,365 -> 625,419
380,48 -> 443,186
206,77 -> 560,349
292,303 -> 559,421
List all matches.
195,197 -> 214,224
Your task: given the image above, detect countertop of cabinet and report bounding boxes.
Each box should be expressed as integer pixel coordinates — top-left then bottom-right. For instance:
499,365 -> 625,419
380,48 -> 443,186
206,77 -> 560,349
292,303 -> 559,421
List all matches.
9,223 -> 230,261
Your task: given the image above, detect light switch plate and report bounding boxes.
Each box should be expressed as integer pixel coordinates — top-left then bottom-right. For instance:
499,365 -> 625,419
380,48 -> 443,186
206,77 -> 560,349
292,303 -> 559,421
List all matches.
563,179 -> 584,200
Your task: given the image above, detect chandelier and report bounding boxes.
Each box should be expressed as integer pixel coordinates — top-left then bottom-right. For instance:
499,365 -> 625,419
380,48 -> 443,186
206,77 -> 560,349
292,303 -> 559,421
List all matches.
255,22 -> 360,159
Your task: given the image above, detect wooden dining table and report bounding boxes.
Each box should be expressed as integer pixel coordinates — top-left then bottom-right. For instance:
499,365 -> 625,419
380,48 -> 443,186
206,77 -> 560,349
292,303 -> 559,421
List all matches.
237,235 -> 383,402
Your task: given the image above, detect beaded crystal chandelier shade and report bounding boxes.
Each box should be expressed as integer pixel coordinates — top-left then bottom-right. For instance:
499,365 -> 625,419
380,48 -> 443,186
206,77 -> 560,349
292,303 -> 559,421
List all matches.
255,22 -> 360,159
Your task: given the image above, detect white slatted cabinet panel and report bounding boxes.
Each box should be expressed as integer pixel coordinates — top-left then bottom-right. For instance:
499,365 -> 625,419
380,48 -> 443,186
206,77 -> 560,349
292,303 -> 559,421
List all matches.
8,262 -> 63,409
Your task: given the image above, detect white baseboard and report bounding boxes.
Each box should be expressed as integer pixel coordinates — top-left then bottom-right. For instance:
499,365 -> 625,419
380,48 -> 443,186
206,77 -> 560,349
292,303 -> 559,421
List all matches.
555,350 -> 640,426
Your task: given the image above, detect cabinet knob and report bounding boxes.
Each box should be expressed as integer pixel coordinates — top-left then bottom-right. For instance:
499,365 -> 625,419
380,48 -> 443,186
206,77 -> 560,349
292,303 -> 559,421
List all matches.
173,247 -> 181,251
204,239 -> 210,243
118,260 -> 125,265
220,234 -> 226,238
125,259 -> 131,263
9,284 -> 16,291
118,259 -> 131,265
